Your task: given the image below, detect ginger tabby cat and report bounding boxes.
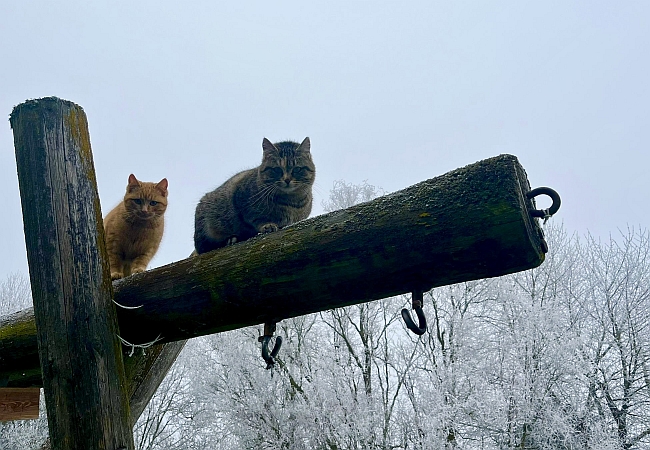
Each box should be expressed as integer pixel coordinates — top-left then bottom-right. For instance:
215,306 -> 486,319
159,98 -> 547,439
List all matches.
104,174 -> 168,280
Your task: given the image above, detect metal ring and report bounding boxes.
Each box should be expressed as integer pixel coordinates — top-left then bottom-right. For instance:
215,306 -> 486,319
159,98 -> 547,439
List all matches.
526,187 -> 561,219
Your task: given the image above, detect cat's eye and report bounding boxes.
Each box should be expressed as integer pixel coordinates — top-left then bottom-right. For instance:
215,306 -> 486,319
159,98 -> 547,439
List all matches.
133,199 -> 142,205
293,167 -> 304,175
149,201 -> 158,206
264,167 -> 283,178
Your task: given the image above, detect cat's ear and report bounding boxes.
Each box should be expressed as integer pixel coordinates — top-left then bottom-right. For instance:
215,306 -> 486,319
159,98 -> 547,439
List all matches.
262,138 -> 279,157
127,174 -> 141,192
156,178 -> 169,196
298,137 -> 311,153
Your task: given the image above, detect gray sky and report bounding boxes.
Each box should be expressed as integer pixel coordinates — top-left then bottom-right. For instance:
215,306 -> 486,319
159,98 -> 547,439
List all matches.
1,1 -> 648,281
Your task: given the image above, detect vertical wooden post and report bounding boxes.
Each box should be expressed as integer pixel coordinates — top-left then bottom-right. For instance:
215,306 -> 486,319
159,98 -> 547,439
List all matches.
10,98 -> 134,450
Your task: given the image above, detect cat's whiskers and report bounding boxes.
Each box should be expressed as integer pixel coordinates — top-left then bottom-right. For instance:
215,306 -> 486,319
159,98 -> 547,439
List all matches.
258,184 -> 281,213
247,183 -> 277,208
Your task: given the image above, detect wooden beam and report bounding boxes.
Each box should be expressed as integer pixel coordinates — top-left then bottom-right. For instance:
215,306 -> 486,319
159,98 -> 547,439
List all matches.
115,153 -> 546,344
10,98 -> 135,449
0,388 -> 39,421
0,308 -> 40,387
0,307 -> 183,425
0,153 -> 547,387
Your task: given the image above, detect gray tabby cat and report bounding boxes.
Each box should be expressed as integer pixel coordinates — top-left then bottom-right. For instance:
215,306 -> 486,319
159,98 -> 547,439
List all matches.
194,137 -> 315,254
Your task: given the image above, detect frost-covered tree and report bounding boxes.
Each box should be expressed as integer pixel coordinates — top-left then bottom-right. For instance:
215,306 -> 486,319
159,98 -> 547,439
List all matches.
132,187 -> 649,450
0,272 -> 32,315
7,183 -> 650,450
133,352 -> 206,450
577,229 -> 650,449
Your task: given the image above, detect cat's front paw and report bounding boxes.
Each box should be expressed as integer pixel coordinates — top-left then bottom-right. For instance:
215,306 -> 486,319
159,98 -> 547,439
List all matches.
111,272 -> 124,280
131,267 -> 146,275
259,223 -> 279,234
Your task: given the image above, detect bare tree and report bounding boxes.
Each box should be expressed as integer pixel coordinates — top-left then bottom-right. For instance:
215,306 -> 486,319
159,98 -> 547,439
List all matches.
0,272 -> 32,315
578,229 -> 650,449
133,350 -> 205,450
321,179 -> 383,214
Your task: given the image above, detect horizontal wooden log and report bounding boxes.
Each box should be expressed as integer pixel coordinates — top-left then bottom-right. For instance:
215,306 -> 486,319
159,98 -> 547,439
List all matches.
0,309 -> 40,387
114,153 -> 546,344
0,388 -> 40,421
0,154 -> 547,386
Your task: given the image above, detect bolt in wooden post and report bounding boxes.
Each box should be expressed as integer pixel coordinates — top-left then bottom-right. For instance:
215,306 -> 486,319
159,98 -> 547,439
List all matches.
10,98 -> 134,450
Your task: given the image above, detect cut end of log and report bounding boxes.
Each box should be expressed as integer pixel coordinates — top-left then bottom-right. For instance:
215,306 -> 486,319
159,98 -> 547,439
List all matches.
9,97 -> 84,128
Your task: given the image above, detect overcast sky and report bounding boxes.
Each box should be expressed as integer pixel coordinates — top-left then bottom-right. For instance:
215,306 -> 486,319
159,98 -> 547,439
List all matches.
1,1 -> 648,281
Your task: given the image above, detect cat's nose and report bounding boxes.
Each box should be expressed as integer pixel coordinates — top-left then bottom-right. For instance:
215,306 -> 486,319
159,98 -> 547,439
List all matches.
283,178 -> 291,186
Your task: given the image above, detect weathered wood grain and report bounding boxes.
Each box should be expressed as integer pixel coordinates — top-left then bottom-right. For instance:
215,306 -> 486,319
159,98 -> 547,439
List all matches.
10,98 -> 134,449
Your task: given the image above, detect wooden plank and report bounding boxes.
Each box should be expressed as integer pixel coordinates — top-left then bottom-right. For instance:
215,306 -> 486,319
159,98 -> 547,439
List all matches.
9,98 -> 134,450
0,388 -> 39,421
0,153 -> 548,388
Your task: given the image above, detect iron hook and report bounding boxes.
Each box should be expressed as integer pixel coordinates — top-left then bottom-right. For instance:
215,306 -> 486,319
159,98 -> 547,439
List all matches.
259,321 -> 282,369
401,289 -> 427,335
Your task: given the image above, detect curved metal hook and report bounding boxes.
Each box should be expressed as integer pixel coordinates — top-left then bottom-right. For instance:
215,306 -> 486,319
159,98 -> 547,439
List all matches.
401,307 -> 427,335
259,321 -> 283,369
526,187 -> 561,220
261,335 -> 283,369
401,289 -> 427,335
